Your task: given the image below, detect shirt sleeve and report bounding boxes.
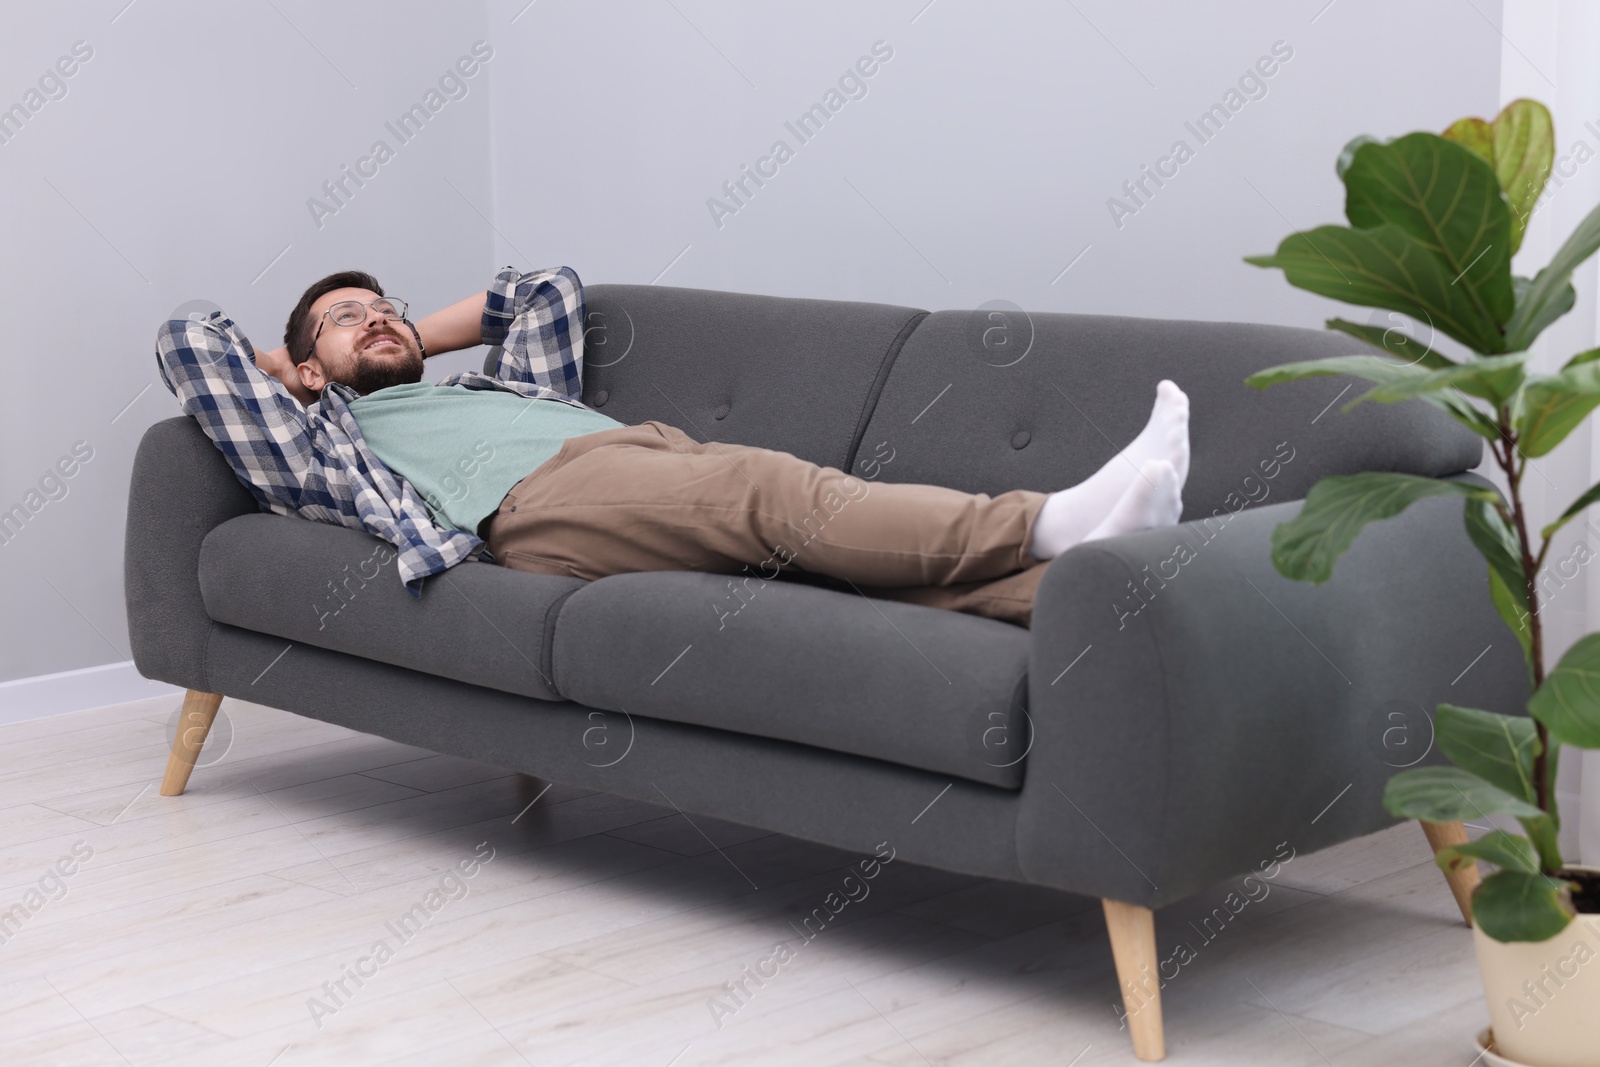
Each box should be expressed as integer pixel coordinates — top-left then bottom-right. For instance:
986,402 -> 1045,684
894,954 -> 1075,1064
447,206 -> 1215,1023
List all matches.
480,265 -> 586,398
153,310 -> 324,512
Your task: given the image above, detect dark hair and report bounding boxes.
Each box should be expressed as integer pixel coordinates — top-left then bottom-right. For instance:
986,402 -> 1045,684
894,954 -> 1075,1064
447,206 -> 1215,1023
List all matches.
285,270 -> 384,365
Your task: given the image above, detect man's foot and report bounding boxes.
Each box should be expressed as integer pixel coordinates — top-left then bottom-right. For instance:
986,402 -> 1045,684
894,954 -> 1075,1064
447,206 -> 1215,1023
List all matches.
1026,382 -> 1189,559
1123,379 -> 1190,487
1081,460 -> 1182,544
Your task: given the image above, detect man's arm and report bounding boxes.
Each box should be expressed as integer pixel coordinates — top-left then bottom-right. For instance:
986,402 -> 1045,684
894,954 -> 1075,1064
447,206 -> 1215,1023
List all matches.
154,313 -> 322,512
253,344 -> 318,406
479,266 -> 586,398
414,291 -> 489,358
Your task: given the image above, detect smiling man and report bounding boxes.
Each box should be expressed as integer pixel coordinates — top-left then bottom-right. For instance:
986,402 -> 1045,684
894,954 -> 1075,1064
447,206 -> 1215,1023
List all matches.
155,265 -> 1189,626
278,273 -> 427,397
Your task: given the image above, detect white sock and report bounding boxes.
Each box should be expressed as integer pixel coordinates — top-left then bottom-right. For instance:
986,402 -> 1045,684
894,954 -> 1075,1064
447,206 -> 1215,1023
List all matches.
1081,460 -> 1182,544
1027,382 -> 1189,560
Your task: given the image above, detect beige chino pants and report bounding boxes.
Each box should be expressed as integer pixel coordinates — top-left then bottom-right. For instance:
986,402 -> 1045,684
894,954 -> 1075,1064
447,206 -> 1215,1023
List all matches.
480,420 -> 1053,627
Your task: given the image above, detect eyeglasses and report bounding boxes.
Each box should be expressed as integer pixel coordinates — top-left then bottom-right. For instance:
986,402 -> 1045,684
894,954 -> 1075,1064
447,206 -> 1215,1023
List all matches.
313,298 -> 409,350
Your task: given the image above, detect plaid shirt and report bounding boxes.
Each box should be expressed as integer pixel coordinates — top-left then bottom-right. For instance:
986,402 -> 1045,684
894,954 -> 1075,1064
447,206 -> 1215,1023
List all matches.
155,265 -> 589,599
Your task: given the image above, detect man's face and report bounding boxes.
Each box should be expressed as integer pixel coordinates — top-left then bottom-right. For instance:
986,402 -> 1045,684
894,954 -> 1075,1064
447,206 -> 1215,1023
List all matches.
298,287 -> 423,396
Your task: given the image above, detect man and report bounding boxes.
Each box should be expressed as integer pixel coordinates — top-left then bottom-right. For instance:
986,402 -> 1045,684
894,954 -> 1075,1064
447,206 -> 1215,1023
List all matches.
156,265 -> 1188,627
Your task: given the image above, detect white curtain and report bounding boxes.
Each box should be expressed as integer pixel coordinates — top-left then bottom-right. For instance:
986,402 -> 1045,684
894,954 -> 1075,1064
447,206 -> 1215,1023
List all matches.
1499,0 -> 1600,864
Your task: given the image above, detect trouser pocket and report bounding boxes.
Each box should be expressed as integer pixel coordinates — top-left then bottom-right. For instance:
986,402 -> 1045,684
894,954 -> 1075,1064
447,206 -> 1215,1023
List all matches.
499,549 -> 585,579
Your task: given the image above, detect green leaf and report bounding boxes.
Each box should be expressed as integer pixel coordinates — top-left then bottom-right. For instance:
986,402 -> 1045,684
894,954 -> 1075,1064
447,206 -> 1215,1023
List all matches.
1342,133 -> 1514,328
1251,334 -> 1501,441
1542,478 -> 1600,541
1320,320 -> 1504,439
1434,396 -> 1503,442
1443,100 -> 1556,256
1336,134 -> 1381,179
1509,273 -> 1577,355
1436,829 -> 1540,875
1517,360 -> 1600,457
1505,198 -> 1600,350
1383,766 -> 1545,822
1490,100 -> 1556,256
1246,224 -> 1508,354
1464,497 -> 1528,614
1468,496 -> 1535,668
1527,633 -> 1600,746
1440,117 -> 1497,165
1354,352 -> 1529,407
1472,869 -> 1576,942
1244,353 -> 1434,392
1441,117 -> 1495,166
1519,812 -> 1565,873
1434,704 -> 1540,804
1271,473 -> 1493,584
1564,345 -> 1600,370
1326,317 -> 1457,370
1488,564 -> 1535,666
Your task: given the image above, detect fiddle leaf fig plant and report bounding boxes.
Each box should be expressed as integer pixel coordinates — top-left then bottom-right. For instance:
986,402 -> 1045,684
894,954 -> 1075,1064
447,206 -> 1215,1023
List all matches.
1244,98 -> 1600,943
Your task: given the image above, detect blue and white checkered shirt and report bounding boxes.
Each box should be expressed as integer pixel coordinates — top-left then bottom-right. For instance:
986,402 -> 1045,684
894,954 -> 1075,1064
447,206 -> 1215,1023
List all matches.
155,265 -> 589,599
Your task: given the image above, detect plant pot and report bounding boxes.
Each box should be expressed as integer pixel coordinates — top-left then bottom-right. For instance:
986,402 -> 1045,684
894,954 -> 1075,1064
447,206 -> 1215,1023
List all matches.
1472,867 -> 1600,1067
1477,1028 -> 1537,1067
1477,1027 -> 1560,1067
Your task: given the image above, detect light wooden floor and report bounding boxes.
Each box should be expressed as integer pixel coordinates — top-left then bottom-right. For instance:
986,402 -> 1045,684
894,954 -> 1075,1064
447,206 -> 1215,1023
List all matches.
0,695 -> 1492,1066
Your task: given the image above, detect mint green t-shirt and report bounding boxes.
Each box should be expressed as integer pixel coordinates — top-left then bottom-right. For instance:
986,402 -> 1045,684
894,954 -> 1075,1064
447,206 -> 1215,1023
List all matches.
347,382 -> 625,538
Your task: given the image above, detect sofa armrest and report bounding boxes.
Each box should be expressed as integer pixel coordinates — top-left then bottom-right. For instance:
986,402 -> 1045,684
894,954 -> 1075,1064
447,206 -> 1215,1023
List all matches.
1016,480 -> 1530,907
124,416 -> 259,692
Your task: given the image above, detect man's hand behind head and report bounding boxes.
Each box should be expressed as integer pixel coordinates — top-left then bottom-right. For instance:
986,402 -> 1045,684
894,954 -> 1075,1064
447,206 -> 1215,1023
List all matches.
255,344 -> 318,406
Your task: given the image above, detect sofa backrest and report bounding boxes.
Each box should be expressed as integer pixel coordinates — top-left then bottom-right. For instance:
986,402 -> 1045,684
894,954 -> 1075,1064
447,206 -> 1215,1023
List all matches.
565,285 -> 1483,520
566,283 -> 926,475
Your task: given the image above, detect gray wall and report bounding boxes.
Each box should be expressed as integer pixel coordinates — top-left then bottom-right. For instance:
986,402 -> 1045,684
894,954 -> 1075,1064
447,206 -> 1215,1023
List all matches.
0,0 -> 1502,691
488,0 -> 1504,322
0,2 -> 493,688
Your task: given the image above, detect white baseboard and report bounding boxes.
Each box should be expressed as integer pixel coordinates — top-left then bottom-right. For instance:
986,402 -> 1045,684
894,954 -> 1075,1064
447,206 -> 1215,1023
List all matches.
0,661 -> 183,725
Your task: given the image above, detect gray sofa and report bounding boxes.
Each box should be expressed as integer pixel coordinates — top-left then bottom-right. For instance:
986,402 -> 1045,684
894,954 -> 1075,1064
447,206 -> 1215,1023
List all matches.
124,284 -> 1527,1060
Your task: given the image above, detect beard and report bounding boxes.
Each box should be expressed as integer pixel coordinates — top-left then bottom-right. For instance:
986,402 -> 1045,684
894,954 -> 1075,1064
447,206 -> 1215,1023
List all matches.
340,335 -> 425,395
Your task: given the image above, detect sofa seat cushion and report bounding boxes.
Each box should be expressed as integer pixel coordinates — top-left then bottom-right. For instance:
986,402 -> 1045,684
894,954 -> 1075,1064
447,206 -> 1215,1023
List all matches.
198,513 -> 584,703
550,571 -> 1032,789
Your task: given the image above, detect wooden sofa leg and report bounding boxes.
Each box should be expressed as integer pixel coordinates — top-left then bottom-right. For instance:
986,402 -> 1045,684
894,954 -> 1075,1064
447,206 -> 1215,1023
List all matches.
1420,819 -> 1478,926
160,690 -> 223,796
1103,898 -> 1165,1061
